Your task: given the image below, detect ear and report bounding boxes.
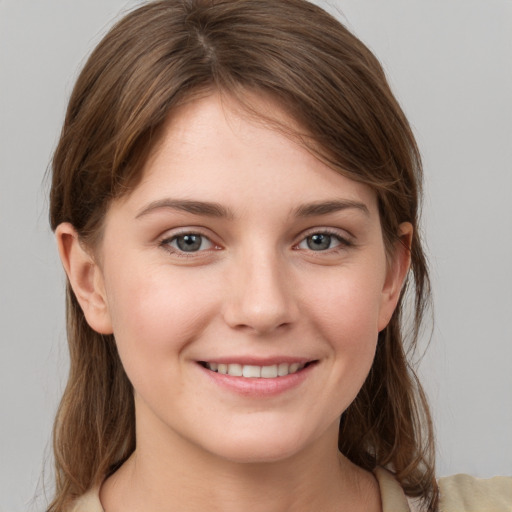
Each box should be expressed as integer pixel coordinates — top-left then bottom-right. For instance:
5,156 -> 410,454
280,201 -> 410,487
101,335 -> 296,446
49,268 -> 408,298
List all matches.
55,223 -> 113,334
377,222 -> 413,332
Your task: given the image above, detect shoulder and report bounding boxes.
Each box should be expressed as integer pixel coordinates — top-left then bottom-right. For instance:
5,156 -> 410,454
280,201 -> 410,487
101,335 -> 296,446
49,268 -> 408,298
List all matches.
66,486 -> 104,512
438,473 -> 512,511
375,466 -> 512,512
63,472 -> 512,512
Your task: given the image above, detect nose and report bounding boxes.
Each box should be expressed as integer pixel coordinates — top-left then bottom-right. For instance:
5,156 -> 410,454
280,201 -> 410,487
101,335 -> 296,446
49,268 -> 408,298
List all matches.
222,249 -> 298,335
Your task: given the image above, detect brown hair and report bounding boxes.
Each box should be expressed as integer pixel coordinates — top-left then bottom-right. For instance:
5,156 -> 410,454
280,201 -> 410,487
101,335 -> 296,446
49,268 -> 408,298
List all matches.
49,1 -> 437,510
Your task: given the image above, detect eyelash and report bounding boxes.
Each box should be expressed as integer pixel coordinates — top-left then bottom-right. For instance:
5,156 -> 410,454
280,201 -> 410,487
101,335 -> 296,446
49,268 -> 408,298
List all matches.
159,230 -> 218,258
159,228 -> 353,257
294,229 -> 353,253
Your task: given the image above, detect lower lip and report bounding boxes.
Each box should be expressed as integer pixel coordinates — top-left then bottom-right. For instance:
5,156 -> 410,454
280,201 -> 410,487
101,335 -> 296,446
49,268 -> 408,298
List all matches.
198,363 -> 316,397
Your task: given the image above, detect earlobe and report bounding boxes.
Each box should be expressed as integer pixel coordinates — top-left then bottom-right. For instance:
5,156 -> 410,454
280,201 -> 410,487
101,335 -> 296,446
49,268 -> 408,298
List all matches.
378,222 -> 413,331
55,223 -> 113,334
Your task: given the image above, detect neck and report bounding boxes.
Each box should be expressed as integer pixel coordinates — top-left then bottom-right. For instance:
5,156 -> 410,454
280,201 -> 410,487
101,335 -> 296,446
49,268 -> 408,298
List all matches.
100,412 -> 380,512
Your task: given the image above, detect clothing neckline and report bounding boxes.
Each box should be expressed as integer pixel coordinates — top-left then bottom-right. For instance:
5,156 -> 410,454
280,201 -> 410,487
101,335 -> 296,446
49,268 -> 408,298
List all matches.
69,466 -> 411,512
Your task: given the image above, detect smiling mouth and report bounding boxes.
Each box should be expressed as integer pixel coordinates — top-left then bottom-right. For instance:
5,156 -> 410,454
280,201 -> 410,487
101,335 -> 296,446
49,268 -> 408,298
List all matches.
199,361 -> 316,378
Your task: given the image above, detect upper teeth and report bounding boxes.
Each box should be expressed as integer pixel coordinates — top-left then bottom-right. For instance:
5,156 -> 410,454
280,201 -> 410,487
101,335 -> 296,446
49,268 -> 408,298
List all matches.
206,362 -> 305,378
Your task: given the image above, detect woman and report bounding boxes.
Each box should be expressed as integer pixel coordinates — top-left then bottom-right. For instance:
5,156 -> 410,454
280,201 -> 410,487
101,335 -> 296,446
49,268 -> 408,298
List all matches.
48,1 -> 511,511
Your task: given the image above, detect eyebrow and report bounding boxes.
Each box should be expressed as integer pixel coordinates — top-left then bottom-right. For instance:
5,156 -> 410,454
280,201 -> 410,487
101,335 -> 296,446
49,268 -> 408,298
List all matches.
135,199 -> 233,219
135,198 -> 370,220
294,199 -> 370,217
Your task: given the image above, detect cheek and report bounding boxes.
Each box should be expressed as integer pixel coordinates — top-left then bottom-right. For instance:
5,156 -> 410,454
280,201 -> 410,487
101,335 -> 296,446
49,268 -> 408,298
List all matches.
103,265 -> 216,377
303,266 -> 384,392
306,267 -> 384,342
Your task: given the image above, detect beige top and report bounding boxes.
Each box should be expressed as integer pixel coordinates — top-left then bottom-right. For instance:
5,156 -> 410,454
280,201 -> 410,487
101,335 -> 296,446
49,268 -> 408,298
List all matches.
68,468 -> 512,512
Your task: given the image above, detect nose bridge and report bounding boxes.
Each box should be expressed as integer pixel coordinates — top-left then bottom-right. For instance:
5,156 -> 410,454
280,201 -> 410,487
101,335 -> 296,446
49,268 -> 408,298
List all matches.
224,244 -> 297,334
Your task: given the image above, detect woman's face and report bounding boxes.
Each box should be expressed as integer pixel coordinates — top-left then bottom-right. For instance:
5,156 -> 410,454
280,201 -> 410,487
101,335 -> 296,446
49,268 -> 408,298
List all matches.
89,94 -> 408,463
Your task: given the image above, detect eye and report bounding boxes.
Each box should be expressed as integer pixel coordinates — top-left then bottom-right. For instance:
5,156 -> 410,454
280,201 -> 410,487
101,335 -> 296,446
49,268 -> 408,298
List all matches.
297,232 -> 349,252
163,233 -> 214,253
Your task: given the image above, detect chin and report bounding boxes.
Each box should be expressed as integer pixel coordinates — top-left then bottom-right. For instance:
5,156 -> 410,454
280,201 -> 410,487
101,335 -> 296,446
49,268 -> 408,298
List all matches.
210,440 -> 303,465
197,421 -> 324,465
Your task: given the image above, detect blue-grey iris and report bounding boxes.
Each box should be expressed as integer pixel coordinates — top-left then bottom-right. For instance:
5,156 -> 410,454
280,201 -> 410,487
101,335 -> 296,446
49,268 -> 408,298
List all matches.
176,234 -> 202,252
307,234 -> 331,251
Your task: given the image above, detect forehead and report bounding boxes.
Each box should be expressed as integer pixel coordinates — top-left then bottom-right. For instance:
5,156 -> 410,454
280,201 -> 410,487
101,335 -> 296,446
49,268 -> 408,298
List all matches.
117,93 -> 379,218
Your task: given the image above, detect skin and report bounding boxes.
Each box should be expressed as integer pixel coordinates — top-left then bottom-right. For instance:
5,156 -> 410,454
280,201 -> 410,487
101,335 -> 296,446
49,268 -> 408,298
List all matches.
57,93 -> 411,512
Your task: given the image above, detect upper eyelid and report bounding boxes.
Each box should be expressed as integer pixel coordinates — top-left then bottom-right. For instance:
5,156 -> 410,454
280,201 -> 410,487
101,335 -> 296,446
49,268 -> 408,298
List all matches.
159,229 -> 220,252
159,233 -> 220,258
156,226 -> 354,247
293,228 -> 355,252
296,226 -> 353,242
159,226 -> 217,242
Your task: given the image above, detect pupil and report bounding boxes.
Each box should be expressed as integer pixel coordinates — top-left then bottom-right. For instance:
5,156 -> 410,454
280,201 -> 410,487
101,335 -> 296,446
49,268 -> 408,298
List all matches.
177,235 -> 201,252
308,234 -> 331,251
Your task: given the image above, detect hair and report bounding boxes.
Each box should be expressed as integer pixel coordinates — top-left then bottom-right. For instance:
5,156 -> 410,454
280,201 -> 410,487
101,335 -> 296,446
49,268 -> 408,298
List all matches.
49,1 -> 437,510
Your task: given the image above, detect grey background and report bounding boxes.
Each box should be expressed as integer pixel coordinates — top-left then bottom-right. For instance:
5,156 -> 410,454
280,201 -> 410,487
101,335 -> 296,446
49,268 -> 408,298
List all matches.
1,1 -> 511,510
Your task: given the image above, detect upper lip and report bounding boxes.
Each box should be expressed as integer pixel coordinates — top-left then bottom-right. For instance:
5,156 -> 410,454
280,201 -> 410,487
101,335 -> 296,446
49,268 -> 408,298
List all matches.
197,357 -> 317,366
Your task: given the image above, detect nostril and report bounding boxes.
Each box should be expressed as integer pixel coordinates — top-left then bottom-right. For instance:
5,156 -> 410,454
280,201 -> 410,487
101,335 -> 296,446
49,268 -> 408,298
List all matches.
229,318 -> 294,336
